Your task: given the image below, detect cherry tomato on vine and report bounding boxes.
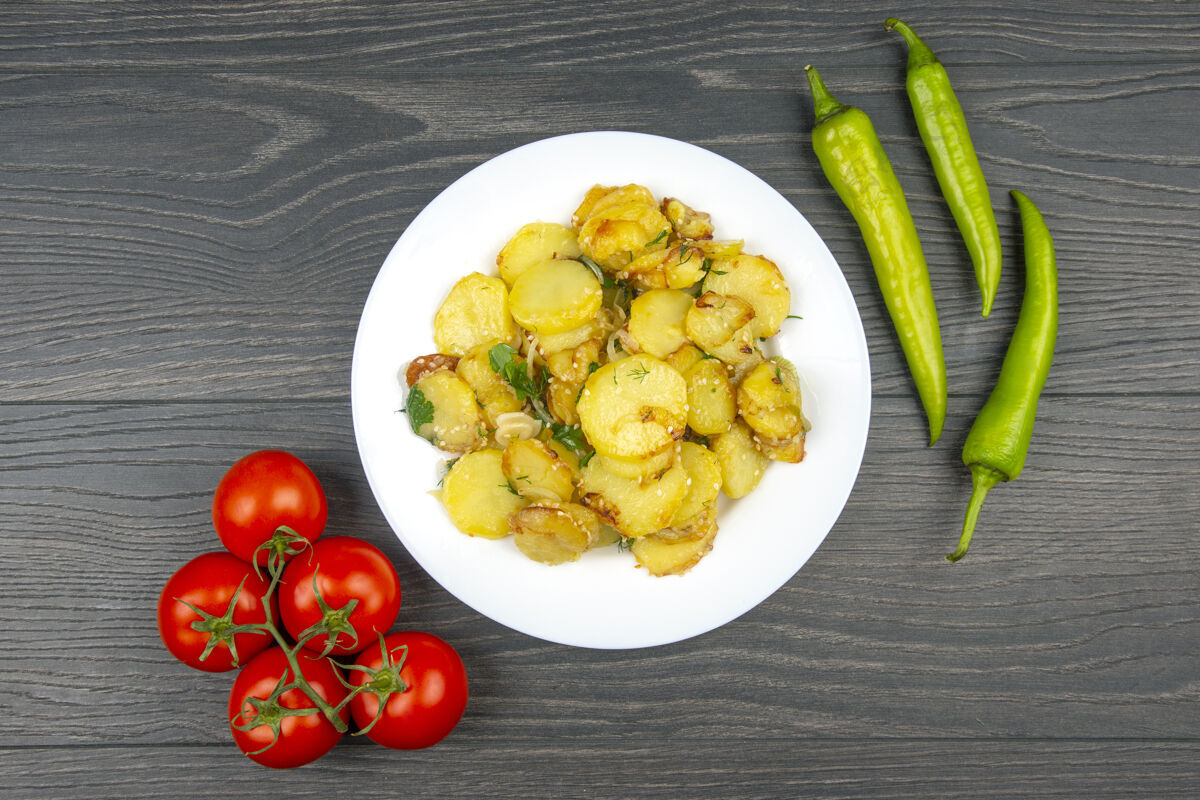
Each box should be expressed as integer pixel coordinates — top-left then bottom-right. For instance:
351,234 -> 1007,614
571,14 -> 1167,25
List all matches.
279,536 -> 401,655
227,646 -> 349,769
212,450 -> 327,566
349,631 -> 468,750
157,551 -> 276,672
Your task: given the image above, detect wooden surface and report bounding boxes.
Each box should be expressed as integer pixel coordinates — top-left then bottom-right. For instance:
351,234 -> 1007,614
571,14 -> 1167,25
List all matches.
2,2 -> 1198,797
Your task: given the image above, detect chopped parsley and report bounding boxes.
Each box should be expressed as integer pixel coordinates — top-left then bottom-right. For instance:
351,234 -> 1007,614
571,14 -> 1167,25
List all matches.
488,343 -> 546,403
404,385 -> 434,434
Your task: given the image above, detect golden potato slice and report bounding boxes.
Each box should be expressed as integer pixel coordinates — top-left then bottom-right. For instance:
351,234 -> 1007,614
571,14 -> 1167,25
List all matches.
684,357 -> 736,435
737,361 -> 805,443
534,316 -> 605,355
661,197 -> 714,240
668,442 -> 724,536
433,273 -> 517,357
710,419 -> 770,499
624,243 -> 708,291
593,444 -> 677,483
578,458 -> 689,538
411,370 -> 484,452
440,448 -> 526,538
576,354 -> 688,460
685,292 -> 756,351
628,289 -> 693,359
632,523 -> 719,577
455,342 -> 523,429
664,343 -> 705,375
577,201 -> 672,272
703,253 -> 791,339
501,438 -> 576,503
572,184 -> 655,230
510,502 -> 600,565
543,338 -> 602,384
758,430 -> 806,464
509,259 -> 604,335
497,222 -> 582,286
545,377 -> 581,426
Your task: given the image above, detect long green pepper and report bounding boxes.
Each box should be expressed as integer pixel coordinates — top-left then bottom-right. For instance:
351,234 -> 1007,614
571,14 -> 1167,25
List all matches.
805,65 -> 947,445
886,18 -> 1002,318
949,190 -> 1057,562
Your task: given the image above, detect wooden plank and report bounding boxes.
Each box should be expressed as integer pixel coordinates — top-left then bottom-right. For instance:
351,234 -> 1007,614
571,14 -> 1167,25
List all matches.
1,1 -> 1198,70
1,397 -> 1195,745
2,739 -> 1199,799
2,65 -> 1198,402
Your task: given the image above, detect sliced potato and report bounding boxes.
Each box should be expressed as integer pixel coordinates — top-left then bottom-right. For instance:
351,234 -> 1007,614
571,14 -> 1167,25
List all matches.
509,259 -> 604,335
703,253 -> 791,339
578,458 -> 689,537
455,342 -> 523,428
533,316 -> 605,355
434,272 -> 517,357
624,243 -> 708,291
758,430 -> 806,463
572,184 -> 655,230
497,222 -> 581,286
501,438 -> 576,503
631,523 -> 719,577
710,419 -> 770,499
411,370 -> 484,452
543,338 -> 602,384
545,377 -> 581,426
593,444 -> 677,483
510,502 -> 600,565
685,292 -> 755,351
737,360 -> 805,442
577,201 -> 672,272
667,442 -> 723,536
440,448 -> 526,538
664,343 -> 705,375
576,354 -> 687,460
661,197 -> 714,240
684,357 -> 736,435
627,289 -> 693,359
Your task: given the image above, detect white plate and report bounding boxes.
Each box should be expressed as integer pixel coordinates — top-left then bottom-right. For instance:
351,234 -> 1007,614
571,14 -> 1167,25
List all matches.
352,131 -> 870,649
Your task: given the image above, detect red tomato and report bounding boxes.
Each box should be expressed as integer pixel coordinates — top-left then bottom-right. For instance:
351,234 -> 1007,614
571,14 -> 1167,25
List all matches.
227,646 -> 349,769
349,631 -> 468,749
279,536 -> 401,655
212,450 -> 327,566
157,552 -> 276,672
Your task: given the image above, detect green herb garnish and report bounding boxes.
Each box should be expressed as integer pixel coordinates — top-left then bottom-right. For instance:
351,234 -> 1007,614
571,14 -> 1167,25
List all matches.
488,343 -> 545,403
404,386 -> 435,434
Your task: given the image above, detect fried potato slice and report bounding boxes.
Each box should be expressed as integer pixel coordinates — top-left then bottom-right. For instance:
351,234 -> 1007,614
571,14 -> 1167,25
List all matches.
497,222 -> 582,286
576,354 -> 687,460
411,370 -> 484,453
737,360 -> 805,443
702,253 -> 791,339
631,523 -> 719,577
501,438 -> 577,503
509,259 -> 604,335
710,419 -> 770,499
510,502 -> 600,565
434,272 -> 518,357
684,357 -> 736,436
627,289 -> 693,359
440,448 -> 526,539
578,457 -> 689,538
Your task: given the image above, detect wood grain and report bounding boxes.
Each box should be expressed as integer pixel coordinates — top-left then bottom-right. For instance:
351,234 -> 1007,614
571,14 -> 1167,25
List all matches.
2,1 -> 1198,795
2,64 -> 1199,401
1,398 -> 1195,746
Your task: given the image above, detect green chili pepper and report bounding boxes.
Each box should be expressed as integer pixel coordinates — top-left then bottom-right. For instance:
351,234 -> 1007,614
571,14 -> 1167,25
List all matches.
885,18 -> 1002,318
805,64 -> 947,445
948,190 -> 1057,562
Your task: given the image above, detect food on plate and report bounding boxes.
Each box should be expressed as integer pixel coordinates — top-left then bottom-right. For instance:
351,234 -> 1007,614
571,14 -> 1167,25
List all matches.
404,183 -> 810,575
948,191 -> 1057,562
805,64 -> 947,445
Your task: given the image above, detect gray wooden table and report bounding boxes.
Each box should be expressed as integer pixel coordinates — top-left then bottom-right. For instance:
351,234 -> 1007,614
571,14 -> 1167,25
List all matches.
3,2 -> 1198,797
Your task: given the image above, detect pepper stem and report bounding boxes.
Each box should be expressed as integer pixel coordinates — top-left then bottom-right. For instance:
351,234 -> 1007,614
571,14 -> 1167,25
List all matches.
804,65 -> 848,125
884,18 -> 939,72
947,465 -> 1002,562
